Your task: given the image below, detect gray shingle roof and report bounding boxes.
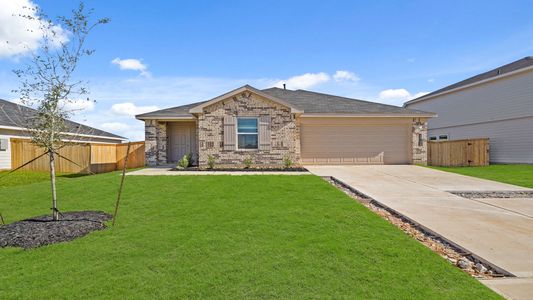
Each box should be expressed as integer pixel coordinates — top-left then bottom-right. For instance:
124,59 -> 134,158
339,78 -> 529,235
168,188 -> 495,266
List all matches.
261,88 -> 432,115
406,56 -> 533,104
0,99 -> 126,140
136,87 -> 434,119
135,101 -> 208,119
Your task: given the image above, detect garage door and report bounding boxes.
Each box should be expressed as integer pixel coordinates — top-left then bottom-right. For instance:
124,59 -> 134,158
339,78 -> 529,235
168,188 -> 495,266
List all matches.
300,118 -> 411,165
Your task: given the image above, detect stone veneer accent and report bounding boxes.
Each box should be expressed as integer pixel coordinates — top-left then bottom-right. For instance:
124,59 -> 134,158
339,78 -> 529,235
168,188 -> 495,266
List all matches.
411,118 -> 428,165
144,120 -> 167,166
197,91 -> 300,167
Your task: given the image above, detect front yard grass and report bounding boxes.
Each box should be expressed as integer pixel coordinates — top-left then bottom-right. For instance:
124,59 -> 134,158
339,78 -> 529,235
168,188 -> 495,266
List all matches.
0,170 -> 72,188
0,173 -> 499,299
430,164 -> 533,188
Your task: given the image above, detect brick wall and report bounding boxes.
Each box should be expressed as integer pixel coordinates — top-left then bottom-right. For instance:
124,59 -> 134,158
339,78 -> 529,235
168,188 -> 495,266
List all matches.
411,118 -> 428,165
145,120 -> 167,166
197,91 -> 300,167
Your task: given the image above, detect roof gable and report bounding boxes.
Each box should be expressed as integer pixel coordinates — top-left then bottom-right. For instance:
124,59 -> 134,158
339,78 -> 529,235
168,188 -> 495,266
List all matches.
188,85 -> 303,114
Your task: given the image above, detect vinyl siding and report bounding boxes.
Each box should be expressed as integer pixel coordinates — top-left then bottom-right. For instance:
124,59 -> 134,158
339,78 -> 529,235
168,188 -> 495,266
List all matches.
428,116 -> 533,164
406,69 -> 533,163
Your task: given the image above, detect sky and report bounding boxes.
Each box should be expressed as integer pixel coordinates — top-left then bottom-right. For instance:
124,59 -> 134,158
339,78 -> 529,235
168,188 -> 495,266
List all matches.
0,0 -> 532,140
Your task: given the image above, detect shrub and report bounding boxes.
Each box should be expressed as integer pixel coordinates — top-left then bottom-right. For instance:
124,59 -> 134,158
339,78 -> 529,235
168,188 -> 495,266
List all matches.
177,154 -> 189,169
207,155 -> 216,169
283,155 -> 293,169
243,156 -> 253,169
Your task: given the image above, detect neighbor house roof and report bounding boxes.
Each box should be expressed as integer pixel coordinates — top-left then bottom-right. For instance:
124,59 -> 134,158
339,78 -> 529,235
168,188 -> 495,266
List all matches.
136,85 -> 435,120
0,99 -> 126,141
405,56 -> 533,106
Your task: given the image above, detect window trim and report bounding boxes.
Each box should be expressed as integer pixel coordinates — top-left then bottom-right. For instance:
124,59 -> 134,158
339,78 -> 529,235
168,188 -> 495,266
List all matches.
438,134 -> 449,141
236,117 -> 259,150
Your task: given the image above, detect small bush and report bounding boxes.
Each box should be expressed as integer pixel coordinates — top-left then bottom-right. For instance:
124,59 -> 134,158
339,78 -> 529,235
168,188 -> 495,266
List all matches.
207,155 -> 216,169
283,155 -> 293,169
177,154 -> 190,169
243,156 -> 253,169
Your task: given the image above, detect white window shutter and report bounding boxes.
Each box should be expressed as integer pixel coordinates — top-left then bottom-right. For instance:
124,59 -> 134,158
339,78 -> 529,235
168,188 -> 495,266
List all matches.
259,115 -> 271,150
223,115 -> 236,150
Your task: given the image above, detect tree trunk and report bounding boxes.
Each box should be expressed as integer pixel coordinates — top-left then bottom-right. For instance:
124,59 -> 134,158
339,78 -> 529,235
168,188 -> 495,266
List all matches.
49,150 -> 59,221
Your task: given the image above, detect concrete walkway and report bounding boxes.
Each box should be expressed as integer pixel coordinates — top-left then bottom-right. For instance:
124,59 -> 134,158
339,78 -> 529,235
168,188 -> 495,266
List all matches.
127,167 -> 310,176
307,165 -> 533,299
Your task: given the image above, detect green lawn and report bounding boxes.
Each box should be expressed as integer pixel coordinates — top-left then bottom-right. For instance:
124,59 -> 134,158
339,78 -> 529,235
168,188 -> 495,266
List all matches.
0,170 -> 76,188
0,172 -> 499,299
430,164 -> 533,188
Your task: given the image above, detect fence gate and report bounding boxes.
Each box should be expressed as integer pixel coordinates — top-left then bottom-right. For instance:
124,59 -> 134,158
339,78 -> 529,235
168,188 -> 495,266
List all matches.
428,138 -> 489,167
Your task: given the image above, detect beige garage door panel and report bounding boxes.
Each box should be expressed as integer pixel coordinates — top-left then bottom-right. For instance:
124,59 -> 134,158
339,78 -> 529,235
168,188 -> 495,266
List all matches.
301,122 -> 410,165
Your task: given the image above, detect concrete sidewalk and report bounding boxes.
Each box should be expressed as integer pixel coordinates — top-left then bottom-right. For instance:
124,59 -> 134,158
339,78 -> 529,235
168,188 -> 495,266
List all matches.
307,165 -> 533,299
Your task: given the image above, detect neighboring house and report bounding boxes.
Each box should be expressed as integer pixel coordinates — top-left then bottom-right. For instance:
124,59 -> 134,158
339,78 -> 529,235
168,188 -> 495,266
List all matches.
136,85 -> 435,168
0,99 -> 127,170
404,56 -> 533,164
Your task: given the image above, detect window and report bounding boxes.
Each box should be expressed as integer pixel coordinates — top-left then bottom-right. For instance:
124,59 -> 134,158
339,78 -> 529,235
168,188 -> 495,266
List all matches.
237,118 -> 258,149
429,136 -> 437,141
418,134 -> 423,147
0,138 -> 7,151
438,134 -> 449,140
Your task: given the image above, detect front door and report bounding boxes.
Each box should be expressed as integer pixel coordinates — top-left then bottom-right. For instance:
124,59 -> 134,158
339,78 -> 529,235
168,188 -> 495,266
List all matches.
169,125 -> 191,162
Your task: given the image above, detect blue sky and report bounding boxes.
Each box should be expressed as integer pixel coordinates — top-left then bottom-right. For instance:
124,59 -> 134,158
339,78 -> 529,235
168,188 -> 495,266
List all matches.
1,0 -> 532,139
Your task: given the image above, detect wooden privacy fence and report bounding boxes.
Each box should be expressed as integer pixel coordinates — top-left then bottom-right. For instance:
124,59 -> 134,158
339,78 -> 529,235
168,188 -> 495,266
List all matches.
10,139 -> 145,173
428,138 -> 489,167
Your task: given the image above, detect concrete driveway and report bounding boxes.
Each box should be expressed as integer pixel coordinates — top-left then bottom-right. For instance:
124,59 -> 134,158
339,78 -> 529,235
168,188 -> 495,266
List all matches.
307,165 -> 533,299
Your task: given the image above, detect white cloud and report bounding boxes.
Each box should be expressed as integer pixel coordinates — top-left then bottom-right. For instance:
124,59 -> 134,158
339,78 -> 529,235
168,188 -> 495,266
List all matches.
101,122 -> 131,132
379,88 -> 411,100
0,0 -> 67,59
273,72 -> 330,90
333,70 -> 359,82
111,58 -> 150,77
378,88 -> 429,105
109,102 -> 158,117
427,78 -> 435,83
411,91 -> 429,99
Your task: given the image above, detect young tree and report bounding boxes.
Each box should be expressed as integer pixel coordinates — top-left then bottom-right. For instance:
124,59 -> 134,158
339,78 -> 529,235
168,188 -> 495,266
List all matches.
11,2 -> 109,220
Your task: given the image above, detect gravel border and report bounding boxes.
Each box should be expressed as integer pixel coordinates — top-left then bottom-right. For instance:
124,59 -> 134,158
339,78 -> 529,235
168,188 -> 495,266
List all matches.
324,176 -> 511,279
450,191 -> 533,199
0,211 -> 111,249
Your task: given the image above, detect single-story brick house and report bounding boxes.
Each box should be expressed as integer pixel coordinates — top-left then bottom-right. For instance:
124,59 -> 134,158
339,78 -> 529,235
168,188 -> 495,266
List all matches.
136,85 -> 436,168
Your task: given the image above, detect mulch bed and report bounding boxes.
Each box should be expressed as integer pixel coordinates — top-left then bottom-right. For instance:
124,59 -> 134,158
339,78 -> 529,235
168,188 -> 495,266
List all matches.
0,211 -> 111,249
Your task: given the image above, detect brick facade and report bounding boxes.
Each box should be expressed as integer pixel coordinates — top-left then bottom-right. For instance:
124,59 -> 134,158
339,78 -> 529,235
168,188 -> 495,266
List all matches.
145,119 -> 167,166
411,118 -> 428,165
197,91 -> 300,168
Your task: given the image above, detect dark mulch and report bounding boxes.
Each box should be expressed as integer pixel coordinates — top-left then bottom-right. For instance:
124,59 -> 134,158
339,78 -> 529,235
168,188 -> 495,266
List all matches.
0,211 -> 112,249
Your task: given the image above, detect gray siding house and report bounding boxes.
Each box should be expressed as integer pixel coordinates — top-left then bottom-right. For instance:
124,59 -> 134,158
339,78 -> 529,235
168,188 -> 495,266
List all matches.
404,57 -> 533,164
0,99 -> 127,170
